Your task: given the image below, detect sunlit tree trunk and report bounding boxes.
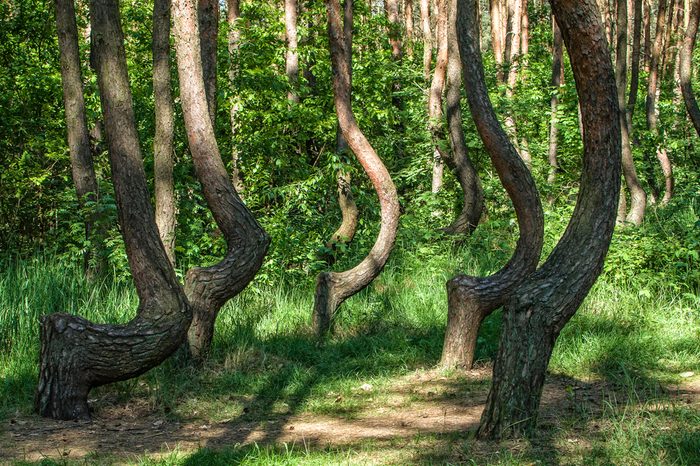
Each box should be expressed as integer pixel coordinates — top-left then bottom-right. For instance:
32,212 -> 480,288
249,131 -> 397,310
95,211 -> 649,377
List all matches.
681,0 -> 700,137
421,0 -> 432,80
385,0 -> 403,60
198,0 -> 219,123
405,0 -> 415,57
285,0 -> 300,103
429,0 -> 448,193
490,0 -> 506,83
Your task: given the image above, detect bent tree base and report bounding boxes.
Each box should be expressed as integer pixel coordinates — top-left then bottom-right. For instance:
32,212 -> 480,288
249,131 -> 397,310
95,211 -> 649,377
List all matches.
312,272 -> 343,336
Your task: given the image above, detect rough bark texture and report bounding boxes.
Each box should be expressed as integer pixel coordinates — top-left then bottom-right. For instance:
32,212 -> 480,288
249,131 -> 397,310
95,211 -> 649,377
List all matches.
628,0 -> 642,125
198,0 -> 219,124
173,0 -> 270,359
36,0 -> 191,420
153,0 -> 177,266
429,0 -> 448,194
421,0 -> 432,80
440,0 -> 543,369
477,0 -> 621,439
285,0 -> 300,103
442,0 -> 484,235
55,0 -> 100,273
681,0 -> 700,137
227,0 -> 244,193
616,0 -> 647,226
547,15 -> 563,187
312,0 -> 401,338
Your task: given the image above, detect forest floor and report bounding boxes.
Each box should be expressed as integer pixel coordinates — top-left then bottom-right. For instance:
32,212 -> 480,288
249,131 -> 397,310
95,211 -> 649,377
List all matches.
2,367 -> 699,465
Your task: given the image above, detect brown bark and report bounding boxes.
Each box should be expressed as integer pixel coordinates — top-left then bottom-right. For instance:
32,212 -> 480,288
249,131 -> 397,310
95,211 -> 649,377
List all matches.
440,0 -> 543,369
421,0 -> 432,80
227,0 -> 244,193
442,0 -> 484,235
520,0 -> 529,58
429,0 -> 448,194
198,0 -> 219,123
547,16 -> 563,187
285,0 -> 300,103
313,0 -> 401,338
477,0 -> 621,439
153,0 -> 177,266
385,0 -> 403,60
503,0 -> 529,166
54,0 -> 101,273
661,0 -> 678,79
490,0 -> 506,83
36,0 -> 191,420
628,0 -> 643,125
644,0 -> 652,73
681,0 -> 700,137
616,0 -> 647,226
405,0 -> 415,57
172,0 -> 270,359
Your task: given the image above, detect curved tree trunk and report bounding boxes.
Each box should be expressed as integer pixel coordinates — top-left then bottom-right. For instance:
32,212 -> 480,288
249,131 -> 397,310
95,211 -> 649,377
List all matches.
421,0 -> 432,80
440,0 -> 543,369
442,0 -> 484,235
153,0 -> 177,266
429,0 -> 448,194
547,15 -> 563,188
477,0 -> 621,439
36,0 -> 191,420
285,0 -> 300,103
681,0 -> 700,137
227,0 -> 244,193
312,0 -> 401,338
55,0 -> 101,274
198,0 -> 219,123
173,0 -> 270,360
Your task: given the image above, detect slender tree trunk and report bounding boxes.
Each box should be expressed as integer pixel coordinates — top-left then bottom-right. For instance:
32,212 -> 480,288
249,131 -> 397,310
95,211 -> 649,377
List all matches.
386,0 -> 403,60
521,0 -> 529,58
477,0 -> 621,439
490,0 -> 506,83
198,0 -> 219,123
661,0 -> 678,79
442,0 -> 484,235
313,0 -> 401,338
54,0 -> 101,274
547,15 -> 563,187
441,0 -> 543,369
644,0 -> 652,73
227,0 -> 244,193
421,0 -> 432,80
430,0 -> 448,194
628,0 -> 643,126
504,0 -> 529,166
285,0 -> 300,103
681,0 -> 700,137
36,0 -> 191,420
153,0 -> 177,266
617,0 -> 647,226
173,0 -> 270,360
405,0 -> 415,56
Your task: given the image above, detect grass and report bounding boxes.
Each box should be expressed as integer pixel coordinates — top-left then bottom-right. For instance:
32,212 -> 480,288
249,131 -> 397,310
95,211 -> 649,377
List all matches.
1,196 -> 699,464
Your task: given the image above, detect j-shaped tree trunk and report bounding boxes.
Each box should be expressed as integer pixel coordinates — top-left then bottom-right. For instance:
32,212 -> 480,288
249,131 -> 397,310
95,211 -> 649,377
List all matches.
681,0 -> 700,137
616,0 -> 647,226
442,0 -> 483,235
153,0 -> 177,266
55,0 -> 101,275
440,0 -> 543,369
477,0 -> 621,439
227,0 -> 244,193
285,0 -> 300,103
327,0 -> 359,253
312,0 -> 401,338
421,0 -> 432,80
198,0 -> 219,123
173,0 -> 270,360
36,0 -> 191,420
429,0 -> 448,194
547,15 -> 563,188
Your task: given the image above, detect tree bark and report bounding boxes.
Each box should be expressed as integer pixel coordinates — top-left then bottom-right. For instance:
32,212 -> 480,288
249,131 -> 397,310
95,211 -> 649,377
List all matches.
644,0 -> 652,73
173,0 -> 270,360
385,0 -> 403,60
442,0 -> 484,235
227,0 -> 244,193
490,0 -> 506,83
547,15 -> 563,188
440,0 -> 543,369
54,0 -> 101,274
628,0 -> 643,126
616,0 -> 647,226
477,0 -> 621,439
198,0 -> 219,124
285,0 -> 301,103
681,0 -> 700,137
36,0 -> 191,420
421,0 -> 432,80
429,0 -> 448,194
153,0 -> 177,266
313,0 -> 401,338
405,0 -> 415,57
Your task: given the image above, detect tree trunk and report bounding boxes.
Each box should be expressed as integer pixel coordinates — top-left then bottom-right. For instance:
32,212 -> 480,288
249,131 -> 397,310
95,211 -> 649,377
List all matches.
173,0 -> 270,360
405,0 -> 415,57
285,0 -> 300,103
153,0 -> 177,266
54,0 -> 101,274
36,0 -> 191,420
504,0 -> 529,166
628,0 -> 642,126
198,0 -> 219,123
227,0 -> 244,193
616,0 -> 647,226
547,15 -> 563,188
644,0 -> 651,73
429,0 -> 448,194
385,0 -> 403,60
490,0 -> 506,83
441,0 -> 543,369
477,0 -> 621,439
313,0 -> 401,338
681,0 -> 700,137
421,0 -> 432,80
442,0 -> 484,235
